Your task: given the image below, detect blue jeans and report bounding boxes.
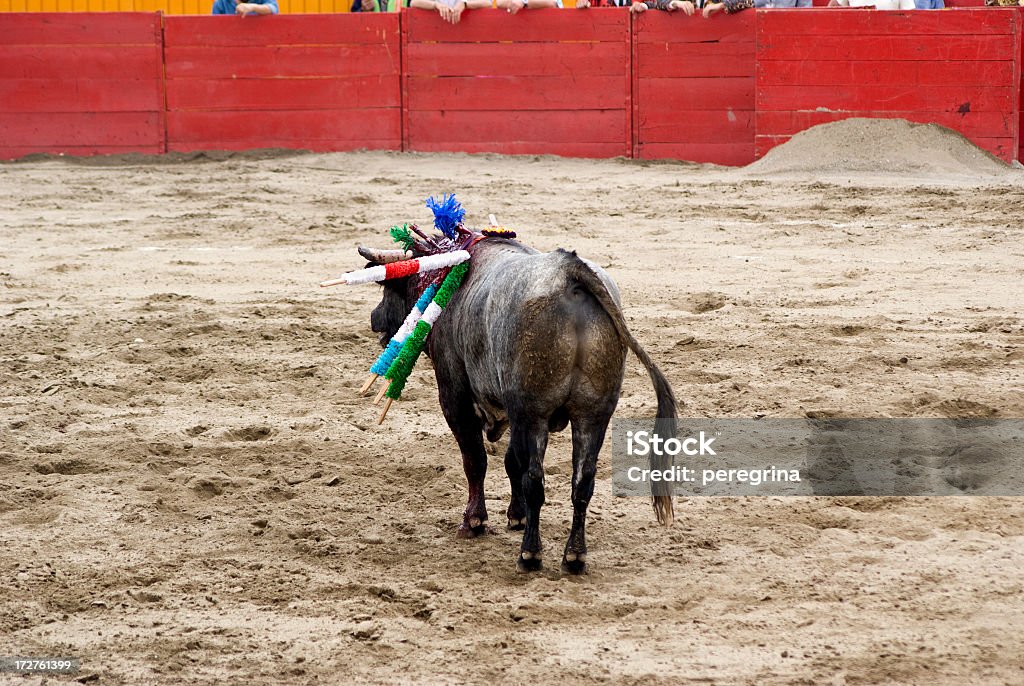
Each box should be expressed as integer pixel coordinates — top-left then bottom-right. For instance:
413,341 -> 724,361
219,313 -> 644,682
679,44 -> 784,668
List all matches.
914,0 -> 944,7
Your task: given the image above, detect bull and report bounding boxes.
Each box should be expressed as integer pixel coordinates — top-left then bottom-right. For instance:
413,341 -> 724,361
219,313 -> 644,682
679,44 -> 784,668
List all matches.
366,237 -> 677,574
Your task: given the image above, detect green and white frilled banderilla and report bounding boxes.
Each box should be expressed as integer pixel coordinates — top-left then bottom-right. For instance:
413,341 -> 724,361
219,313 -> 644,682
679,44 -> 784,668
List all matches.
375,262 -> 470,424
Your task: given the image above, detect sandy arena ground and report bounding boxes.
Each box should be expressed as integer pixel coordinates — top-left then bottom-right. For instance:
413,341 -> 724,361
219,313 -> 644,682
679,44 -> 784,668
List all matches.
2,121 -> 1024,685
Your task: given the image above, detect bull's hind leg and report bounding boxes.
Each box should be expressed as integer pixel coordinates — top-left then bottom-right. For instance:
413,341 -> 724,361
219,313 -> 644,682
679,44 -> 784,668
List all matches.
562,413 -> 612,575
509,420 -> 549,572
504,442 -> 527,531
437,375 -> 491,539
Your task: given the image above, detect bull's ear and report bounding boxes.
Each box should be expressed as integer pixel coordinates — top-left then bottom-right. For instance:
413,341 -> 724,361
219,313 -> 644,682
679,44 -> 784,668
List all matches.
357,246 -> 411,264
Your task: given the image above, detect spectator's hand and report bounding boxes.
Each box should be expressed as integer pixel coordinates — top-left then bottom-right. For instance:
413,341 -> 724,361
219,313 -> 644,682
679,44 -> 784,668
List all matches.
630,1 -> 648,11
361,0 -> 376,9
702,1 -> 723,15
442,0 -> 466,22
576,0 -> 591,7
236,2 -> 258,14
498,0 -> 527,13
668,0 -> 694,12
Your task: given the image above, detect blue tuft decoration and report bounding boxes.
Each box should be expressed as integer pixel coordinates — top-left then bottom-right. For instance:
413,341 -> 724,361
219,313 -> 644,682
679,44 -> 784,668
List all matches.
370,339 -> 403,377
425,194 -> 465,240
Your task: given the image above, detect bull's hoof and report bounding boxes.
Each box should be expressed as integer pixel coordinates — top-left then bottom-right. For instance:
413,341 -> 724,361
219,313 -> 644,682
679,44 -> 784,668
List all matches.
516,550 -> 543,572
456,518 -> 492,539
561,552 -> 588,575
507,517 -> 526,531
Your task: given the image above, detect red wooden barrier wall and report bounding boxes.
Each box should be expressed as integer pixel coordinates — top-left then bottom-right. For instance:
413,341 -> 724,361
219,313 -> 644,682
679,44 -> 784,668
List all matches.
633,11 -> 755,165
163,14 -> 401,152
0,13 -> 165,160
1020,7 -> 1024,163
1,11 -> 1022,164
403,9 -> 631,158
755,9 -> 1021,163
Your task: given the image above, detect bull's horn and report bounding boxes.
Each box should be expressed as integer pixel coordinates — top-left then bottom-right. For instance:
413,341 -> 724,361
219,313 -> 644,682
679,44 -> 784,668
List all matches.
358,246 -> 412,264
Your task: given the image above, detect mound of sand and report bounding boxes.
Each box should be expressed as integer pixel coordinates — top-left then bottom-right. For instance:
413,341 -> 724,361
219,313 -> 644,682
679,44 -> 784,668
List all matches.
746,118 -> 1014,177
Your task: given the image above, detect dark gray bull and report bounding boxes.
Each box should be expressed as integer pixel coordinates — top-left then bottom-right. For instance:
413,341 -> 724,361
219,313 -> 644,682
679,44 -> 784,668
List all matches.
368,238 -> 677,574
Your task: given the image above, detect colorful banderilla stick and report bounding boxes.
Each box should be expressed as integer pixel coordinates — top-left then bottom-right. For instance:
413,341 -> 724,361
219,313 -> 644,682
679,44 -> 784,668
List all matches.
359,283 -> 439,396
376,262 -> 470,424
320,250 -> 470,288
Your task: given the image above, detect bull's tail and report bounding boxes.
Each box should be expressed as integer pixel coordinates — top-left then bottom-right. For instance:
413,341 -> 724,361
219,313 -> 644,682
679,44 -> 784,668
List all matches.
562,250 -> 678,526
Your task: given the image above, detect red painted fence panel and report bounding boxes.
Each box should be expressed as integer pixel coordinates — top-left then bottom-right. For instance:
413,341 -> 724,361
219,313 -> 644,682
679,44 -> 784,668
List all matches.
1019,7 -> 1024,164
403,8 -> 631,158
163,14 -> 401,153
755,8 -> 1021,163
0,13 -> 164,159
633,11 -> 756,166
0,10 -> 1021,164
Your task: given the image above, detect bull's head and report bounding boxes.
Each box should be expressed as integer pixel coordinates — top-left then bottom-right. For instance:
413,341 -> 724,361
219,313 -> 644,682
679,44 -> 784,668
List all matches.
362,245 -> 416,348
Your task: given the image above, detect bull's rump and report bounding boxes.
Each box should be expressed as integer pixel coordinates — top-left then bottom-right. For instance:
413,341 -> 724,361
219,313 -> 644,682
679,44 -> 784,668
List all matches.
437,244 -> 627,423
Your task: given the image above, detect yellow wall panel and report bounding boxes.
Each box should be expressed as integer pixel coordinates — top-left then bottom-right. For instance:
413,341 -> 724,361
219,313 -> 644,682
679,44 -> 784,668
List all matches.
9,0 -> 28,10
0,0 -> 11,11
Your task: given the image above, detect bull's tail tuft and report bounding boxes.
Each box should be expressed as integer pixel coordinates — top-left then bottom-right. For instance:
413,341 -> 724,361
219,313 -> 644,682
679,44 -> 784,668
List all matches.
561,250 -> 678,527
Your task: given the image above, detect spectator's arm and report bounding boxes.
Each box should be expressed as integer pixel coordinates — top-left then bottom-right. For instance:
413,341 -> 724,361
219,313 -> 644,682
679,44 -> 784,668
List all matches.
703,0 -> 750,14
411,0 -> 471,22
236,0 -> 277,13
497,0 -> 527,12
795,0 -> 811,6
632,0 -> 694,12
498,0 -> 561,11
